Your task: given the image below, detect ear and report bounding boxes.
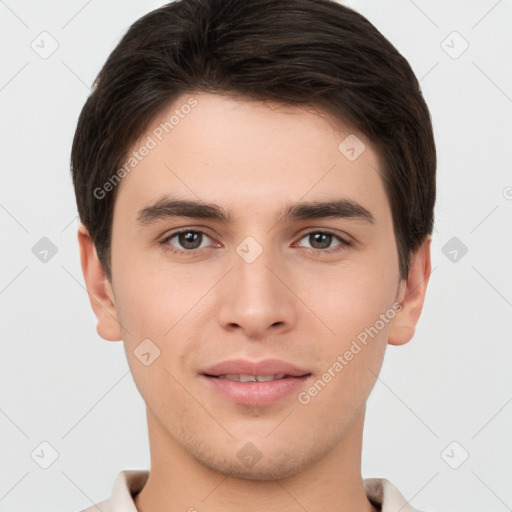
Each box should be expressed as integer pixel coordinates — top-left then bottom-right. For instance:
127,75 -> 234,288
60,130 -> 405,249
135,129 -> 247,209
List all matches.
388,235 -> 432,346
77,223 -> 123,341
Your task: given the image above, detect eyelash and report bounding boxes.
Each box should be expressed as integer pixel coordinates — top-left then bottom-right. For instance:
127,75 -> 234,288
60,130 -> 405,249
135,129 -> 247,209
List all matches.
160,229 -> 352,257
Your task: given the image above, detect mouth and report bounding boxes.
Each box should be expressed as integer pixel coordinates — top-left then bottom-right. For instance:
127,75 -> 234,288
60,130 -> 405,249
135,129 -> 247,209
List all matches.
200,359 -> 312,406
208,373 -> 289,382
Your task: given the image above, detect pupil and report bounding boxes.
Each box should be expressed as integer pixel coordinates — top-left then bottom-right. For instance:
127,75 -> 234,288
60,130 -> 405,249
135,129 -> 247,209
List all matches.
180,231 -> 201,249
311,233 -> 331,249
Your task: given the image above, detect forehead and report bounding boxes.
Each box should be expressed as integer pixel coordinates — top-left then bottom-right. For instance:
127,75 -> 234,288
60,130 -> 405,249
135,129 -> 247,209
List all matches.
113,92 -> 391,227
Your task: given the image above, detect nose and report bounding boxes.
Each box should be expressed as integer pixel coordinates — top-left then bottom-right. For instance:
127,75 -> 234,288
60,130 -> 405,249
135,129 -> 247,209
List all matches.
216,244 -> 298,340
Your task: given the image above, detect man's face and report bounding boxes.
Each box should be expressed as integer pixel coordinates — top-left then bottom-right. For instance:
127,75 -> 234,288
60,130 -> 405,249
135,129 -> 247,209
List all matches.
106,92 -> 406,479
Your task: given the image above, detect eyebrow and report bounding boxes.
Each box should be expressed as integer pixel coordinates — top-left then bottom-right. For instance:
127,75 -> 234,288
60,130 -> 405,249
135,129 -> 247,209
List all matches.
136,197 -> 375,225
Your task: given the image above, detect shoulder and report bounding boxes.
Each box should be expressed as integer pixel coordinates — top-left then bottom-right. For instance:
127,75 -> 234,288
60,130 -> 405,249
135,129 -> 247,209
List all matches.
364,477 -> 443,512
74,469 -> 149,512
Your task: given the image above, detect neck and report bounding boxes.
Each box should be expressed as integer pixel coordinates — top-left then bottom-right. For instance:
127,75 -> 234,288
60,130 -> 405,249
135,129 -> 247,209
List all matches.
134,407 -> 376,512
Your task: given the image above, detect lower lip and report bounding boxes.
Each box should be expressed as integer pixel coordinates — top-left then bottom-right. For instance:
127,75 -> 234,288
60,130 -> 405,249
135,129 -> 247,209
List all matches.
202,375 -> 311,407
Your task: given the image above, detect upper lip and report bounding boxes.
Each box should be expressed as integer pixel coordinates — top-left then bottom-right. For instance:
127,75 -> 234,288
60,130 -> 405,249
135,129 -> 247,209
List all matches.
201,358 -> 311,377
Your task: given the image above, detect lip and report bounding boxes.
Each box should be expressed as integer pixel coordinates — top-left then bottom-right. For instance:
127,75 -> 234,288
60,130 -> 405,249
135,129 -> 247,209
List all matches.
200,358 -> 312,407
202,358 -> 310,378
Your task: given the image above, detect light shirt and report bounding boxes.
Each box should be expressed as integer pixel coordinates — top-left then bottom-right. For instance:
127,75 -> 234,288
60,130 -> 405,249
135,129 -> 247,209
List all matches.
78,470 -> 428,512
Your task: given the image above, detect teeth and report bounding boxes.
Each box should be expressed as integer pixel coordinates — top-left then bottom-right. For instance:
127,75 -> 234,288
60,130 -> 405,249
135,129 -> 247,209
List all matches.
255,375 -> 278,382
217,374 -> 286,382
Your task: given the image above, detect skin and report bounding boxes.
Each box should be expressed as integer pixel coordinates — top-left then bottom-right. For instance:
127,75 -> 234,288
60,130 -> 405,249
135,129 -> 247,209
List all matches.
78,92 -> 431,512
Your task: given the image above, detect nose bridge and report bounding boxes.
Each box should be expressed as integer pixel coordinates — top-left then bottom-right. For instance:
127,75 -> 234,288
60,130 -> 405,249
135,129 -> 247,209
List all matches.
236,245 -> 278,304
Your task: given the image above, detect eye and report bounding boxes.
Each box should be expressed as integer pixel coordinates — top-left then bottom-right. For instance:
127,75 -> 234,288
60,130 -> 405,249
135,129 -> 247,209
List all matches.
296,231 -> 349,251
160,229 -> 350,256
163,230 -> 215,252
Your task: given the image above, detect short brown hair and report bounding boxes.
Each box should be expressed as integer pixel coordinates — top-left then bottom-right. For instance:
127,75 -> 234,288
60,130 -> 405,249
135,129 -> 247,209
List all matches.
71,0 -> 436,281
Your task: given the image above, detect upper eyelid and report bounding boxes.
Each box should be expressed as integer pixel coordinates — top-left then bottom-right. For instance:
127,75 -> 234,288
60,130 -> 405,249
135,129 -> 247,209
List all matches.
162,229 -> 215,246
294,231 -> 351,249
162,227 -> 215,240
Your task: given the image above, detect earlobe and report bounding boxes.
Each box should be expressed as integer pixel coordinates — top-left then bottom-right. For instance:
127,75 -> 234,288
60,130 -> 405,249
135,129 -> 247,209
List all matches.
388,236 -> 432,346
77,223 -> 123,342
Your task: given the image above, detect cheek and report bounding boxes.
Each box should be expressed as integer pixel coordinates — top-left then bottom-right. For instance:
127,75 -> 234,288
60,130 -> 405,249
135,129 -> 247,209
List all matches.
111,244 -> 205,334
301,257 -> 398,340
111,254 -> 213,390
114,277 -> 196,419
295,261 -> 397,404
297,299 -> 390,421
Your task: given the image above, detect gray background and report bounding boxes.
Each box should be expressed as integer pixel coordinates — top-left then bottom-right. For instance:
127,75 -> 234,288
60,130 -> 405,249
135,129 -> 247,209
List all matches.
1,1 -> 511,511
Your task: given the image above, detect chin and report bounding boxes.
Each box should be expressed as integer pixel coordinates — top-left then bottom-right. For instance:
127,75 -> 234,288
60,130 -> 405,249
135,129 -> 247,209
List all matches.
182,434 -> 323,482
198,452 -> 310,481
